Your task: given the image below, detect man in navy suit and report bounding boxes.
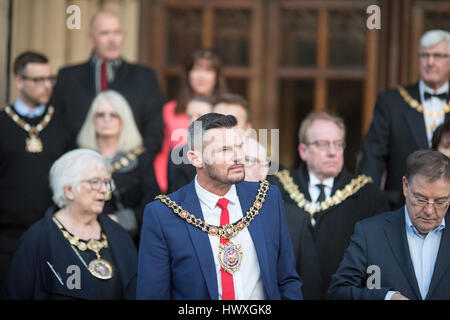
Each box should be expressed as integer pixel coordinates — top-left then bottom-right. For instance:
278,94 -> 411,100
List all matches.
137,113 -> 303,300
359,30 -> 450,209
328,150 -> 450,300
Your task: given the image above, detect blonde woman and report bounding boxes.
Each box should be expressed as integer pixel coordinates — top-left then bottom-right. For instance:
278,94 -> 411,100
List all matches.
78,90 -> 160,243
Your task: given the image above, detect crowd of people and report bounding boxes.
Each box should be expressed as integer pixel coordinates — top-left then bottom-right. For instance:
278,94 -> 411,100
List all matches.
0,10 -> 449,300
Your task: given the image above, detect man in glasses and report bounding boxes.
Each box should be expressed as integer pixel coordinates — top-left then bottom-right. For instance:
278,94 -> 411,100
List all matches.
271,110 -> 388,299
359,29 -> 450,210
0,51 -> 74,283
329,150 -> 450,300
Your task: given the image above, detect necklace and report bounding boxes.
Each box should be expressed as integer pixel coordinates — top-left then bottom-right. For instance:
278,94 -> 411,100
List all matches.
397,86 -> 450,133
156,180 -> 270,274
275,170 -> 372,225
52,217 -> 114,280
4,105 -> 54,153
110,145 -> 145,172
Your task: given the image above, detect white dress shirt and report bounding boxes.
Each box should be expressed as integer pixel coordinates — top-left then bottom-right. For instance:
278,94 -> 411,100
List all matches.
308,172 -> 334,202
419,79 -> 449,146
194,176 -> 266,300
13,98 -> 46,118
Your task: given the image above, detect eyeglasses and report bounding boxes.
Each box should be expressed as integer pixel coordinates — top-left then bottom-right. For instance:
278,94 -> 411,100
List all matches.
244,156 -> 264,167
306,140 -> 346,151
81,178 -> 115,192
418,53 -> 449,61
95,112 -> 120,120
21,75 -> 56,86
410,196 -> 450,209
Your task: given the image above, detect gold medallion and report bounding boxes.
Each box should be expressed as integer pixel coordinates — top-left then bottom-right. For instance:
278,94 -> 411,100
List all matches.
25,134 -> 43,153
218,241 -> 243,274
88,258 -> 114,280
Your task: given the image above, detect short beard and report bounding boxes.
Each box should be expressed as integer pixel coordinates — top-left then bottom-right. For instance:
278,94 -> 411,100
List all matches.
204,163 -> 245,185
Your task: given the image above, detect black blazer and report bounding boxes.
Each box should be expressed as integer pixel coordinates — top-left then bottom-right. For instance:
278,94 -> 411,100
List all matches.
51,60 -> 165,158
328,208 -> 450,300
359,83 -> 450,208
1,207 -> 137,300
269,164 -> 389,299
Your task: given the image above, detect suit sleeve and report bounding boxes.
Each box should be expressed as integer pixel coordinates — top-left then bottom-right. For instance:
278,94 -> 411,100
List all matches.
358,93 -> 391,187
326,222 -> 390,300
137,203 -> 171,299
274,187 -> 304,300
142,70 -> 165,159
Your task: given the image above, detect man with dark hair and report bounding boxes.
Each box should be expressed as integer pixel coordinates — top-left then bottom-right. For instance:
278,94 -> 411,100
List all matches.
213,93 -> 252,131
137,113 -> 302,300
0,51 -> 74,282
329,150 -> 450,300
270,110 -> 389,299
51,10 -> 165,158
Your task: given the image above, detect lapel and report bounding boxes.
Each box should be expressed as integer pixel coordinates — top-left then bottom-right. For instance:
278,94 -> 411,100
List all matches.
80,61 -> 96,99
425,214 -> 450,299
181,181 -> 219,300
236,182 -> 273,298
110,60 -> 129,89
404,84 -> 429,149
383,208 -> 422,300
98,214 -> 136,295
445,85 -> 450,121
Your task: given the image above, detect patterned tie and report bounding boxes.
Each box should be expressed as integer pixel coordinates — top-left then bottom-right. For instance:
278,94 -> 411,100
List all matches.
216,198 -> 235,300
101,61 -> 108,91
316,184 -> 326,203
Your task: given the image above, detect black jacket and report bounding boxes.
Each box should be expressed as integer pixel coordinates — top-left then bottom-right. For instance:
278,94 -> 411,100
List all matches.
1,207 -> 137,300
51,59 -> 165,158
270,164 -> 389,299
358,83 -> 450,209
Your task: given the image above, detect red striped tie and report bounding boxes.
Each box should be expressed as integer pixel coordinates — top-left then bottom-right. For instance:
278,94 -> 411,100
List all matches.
217,198 -> 235,300
101,61 -> 108,91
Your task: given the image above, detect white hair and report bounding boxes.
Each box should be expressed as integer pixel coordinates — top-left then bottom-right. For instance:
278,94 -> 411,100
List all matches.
49,149 -> 109,208
420,29 -> 450,54
244,135 -> 268,163
77,90 -> 143,152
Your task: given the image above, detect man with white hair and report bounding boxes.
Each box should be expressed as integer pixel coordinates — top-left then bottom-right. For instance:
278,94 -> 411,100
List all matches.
359,29 -> 450,210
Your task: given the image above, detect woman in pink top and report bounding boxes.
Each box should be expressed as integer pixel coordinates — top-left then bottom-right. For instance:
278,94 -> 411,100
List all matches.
154,49 -> 227,193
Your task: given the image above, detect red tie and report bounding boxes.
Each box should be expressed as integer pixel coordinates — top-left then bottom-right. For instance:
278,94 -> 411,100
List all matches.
217,198 -> 235,300
101,61 -> 108,91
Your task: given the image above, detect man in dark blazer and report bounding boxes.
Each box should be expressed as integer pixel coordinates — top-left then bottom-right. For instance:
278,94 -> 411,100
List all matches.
137,113 -> 302,300
359,30 -> 450,209
51,10 -> 165,158
270,110 -> 389,299
329,150 -> 450,300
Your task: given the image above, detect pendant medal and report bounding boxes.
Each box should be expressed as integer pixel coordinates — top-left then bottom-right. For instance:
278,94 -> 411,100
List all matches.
88,258 -> 113,279
26,135 -> 43,153
218,241 -> 243,274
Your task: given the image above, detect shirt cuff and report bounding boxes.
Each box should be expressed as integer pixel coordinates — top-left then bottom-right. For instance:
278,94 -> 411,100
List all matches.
385,291 -> 399,300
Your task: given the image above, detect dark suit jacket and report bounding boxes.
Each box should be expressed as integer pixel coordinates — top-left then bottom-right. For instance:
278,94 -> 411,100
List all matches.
269,164 -> 389,299
327,208 -> 450,300
358,83 -> 450,209
51,59 -> 165,158
1,206 -> 137,299
137,180 -> 303,300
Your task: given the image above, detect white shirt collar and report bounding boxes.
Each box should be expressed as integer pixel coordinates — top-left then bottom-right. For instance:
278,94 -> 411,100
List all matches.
194,175 -> 239,210
404,205 -> 446,236
419,79 -> 449,99
308,171 -> 334,190
13,98 -> 46,118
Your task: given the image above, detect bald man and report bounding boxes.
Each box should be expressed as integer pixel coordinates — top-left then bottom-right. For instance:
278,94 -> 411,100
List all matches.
51,10 -> 165,158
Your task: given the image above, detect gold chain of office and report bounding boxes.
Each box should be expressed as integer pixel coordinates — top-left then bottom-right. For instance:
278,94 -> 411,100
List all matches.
155,180 -> 270,240
397,86 -> 450,119
275,170 -> 372,219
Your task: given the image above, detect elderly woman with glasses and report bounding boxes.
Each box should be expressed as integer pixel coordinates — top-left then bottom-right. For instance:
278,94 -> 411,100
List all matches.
77,90 -> 160,244
1,149 -> 137,299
